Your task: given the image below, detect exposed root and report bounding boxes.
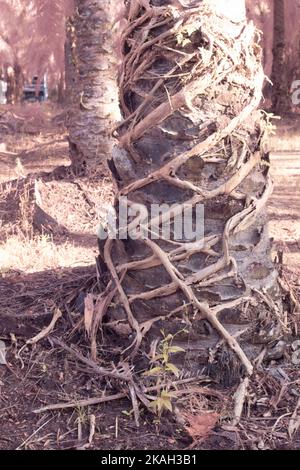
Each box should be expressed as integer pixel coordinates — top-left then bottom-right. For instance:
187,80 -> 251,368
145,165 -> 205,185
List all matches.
104,239 -> 143,357
143,237 -> 253,375
17,308 -> 63,365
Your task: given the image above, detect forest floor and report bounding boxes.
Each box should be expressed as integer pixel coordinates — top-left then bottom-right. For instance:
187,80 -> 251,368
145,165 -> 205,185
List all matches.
0,104 -> 299,450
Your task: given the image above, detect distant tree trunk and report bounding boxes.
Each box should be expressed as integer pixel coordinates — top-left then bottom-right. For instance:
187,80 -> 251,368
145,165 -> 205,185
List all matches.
100,0 -> 281,384
67,0 -> 121,176
246,0 -> 274,106
6,67 -> 15,104
5,63 -> 23,104
14,63 -> 23,102
271,0 -> 287,113
57,73 -> 65,104
64,17 -> 77,106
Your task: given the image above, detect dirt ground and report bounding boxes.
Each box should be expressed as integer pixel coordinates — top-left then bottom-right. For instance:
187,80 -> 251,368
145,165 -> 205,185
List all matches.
0,104 -> 299,450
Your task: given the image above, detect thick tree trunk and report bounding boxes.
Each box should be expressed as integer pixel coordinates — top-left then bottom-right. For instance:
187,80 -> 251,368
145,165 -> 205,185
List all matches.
101,0 -> 281,385
67,0 -> 122,175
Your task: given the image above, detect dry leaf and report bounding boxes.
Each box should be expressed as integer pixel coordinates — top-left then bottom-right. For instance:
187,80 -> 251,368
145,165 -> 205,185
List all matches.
185,412 -> 219,441
0,340 -> 7,365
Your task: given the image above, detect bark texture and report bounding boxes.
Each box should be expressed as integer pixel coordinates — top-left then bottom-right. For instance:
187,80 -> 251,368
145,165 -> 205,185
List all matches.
247,0 -> 300,112
65,17 -> 77,105
99,0 -> 282,385
68,0 -> 122,175
271,0 -> 287,112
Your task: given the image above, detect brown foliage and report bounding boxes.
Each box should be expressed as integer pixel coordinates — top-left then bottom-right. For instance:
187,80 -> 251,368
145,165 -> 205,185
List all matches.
184,412 -> 219,443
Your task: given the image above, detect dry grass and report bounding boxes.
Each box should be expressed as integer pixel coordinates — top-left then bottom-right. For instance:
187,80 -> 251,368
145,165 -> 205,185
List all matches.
268,117 -> 300,152
0,233 -> 97,273
0,103 -> 108,275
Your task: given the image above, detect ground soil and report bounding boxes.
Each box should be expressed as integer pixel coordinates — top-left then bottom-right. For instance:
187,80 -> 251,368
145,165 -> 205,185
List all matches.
0,105 -> 299,450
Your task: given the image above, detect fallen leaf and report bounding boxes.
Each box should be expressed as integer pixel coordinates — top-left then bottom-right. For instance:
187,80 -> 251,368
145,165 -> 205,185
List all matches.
184,412 -> 219,441
0,340 -> 7,365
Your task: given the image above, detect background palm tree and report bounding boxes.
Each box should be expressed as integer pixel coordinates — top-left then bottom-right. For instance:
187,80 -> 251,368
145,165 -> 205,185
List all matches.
67,0 -> 122,175
271,0 -> 286,113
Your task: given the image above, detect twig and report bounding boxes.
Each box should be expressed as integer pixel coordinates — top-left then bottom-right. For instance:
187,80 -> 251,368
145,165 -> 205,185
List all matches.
89,414 -> 96,445
17,309 -> 63,365
33,377 -> 203,414
231,377 -> 249,426
16,417 -> 54,450
25,309 -> 63,346
50,337 -> 132,382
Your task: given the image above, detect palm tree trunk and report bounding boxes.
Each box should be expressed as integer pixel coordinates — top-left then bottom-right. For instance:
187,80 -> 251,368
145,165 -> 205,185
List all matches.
68,0 -> 121,175
102,0 -> 280,384
5,63 -> 23,104
65,17 -> 77,106
271,0 -> 286,113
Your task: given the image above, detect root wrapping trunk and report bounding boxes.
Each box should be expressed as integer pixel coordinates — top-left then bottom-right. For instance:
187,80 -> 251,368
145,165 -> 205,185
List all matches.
100,0 -> 281,385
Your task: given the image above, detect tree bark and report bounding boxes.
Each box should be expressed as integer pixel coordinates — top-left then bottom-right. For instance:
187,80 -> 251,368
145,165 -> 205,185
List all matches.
247,0 -> 300,113
64,17 -> 77,106
57,73 -> 65,104
100,0 -> 281,385
67,0 -> 122,176
5,67 -> 16,104
5,63 -> 24,104
271,0 -> 287,113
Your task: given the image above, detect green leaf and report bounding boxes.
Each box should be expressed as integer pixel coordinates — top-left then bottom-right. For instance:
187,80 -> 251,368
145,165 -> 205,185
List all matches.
150,354 -> 164,363
163,350 -> 169,363
143,366 -> 163,377
165,363 -> 180,378
149,391 -> 176,415
161,396 -> 173,412
161,390 -> 176,398
150,397 -> 164,413
162,334 -> 173,343
167,346 -> 186,354
149,400 -> 159,412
